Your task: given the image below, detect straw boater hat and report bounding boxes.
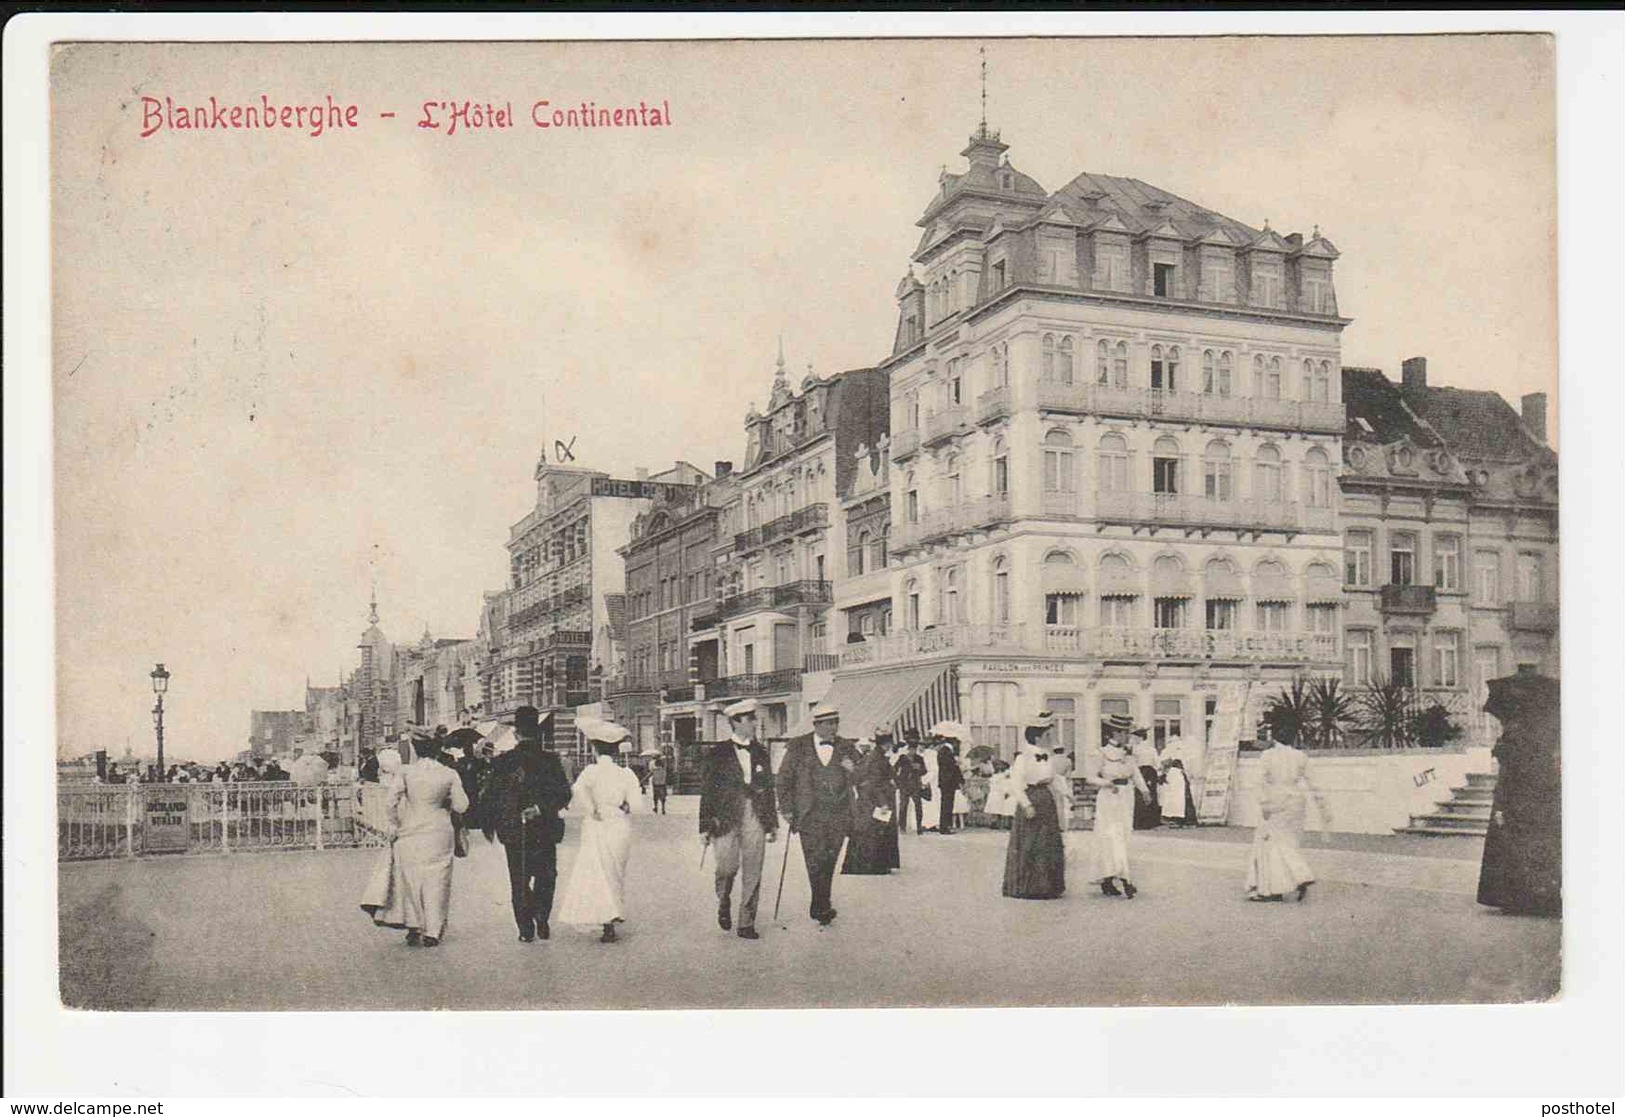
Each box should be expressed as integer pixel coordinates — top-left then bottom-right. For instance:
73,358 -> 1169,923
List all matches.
930,720 -> 970,742
810,702 -> 840,722
723,698 -> 759,720
578,717 -> 631,746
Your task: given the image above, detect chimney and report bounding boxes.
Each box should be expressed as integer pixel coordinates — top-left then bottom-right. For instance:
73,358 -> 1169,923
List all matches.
714,460 -> 734,479
1401,356 -> 1428,392
1520,392 -> 1548,444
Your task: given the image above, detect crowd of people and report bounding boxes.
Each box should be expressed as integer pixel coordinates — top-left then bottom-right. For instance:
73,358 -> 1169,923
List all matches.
97,756 -> 315,784
353,696 -> 1330,952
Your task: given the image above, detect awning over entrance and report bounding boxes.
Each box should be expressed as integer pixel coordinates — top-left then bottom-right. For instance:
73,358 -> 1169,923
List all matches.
794,663 -> 959,739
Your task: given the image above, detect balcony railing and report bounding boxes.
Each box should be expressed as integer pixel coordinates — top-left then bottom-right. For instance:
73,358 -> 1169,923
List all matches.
734,503 -> 829,553
705,668 -> 804,699
605,669 -> 692,698
1506,601 -> 1558,633
1094,490 -> 1310,533
803,652 -> 840,672
890,495 -> 1014,552
717,579 -> 833,621
690,609 -> 719,632
976,387 -> 1012,425
1379,584 -> 1438,616
923,405 -> 970,446
838,624 -> 1339,668
507,585 -> 591,632
891,428 -> 921,461
1033,382 -> 1345,433
1041,490 -> 1081,518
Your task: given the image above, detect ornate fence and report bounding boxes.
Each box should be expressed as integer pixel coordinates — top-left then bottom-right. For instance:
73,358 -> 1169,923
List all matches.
59,782 -> 393,862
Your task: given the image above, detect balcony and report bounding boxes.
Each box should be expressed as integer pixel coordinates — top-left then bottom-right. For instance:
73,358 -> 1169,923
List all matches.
1040,490 -> 1081,518
734,503 -> 829,554
1032,382 -> 1346,433
690,609 -> 719,632
507,585 -> 591,632
837,624 -> 1339,668
890,495 -> 1013,553
1379,584 -> 1438,616
717,579 -> 833,622
1507,601 -> 1558,633
923,406 -> 970,446
976,387 -> 1012,425
1094,490 -> 1308,533
891,428 -> 921,461
803,652 -> 840,673
705,668 -> 804,700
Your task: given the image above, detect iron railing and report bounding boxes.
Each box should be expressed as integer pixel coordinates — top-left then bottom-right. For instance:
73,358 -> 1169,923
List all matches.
838,624 -> 1339,667
705,669 -> 804,699
716,579 -> 833,621
1035,382 -> 1345,433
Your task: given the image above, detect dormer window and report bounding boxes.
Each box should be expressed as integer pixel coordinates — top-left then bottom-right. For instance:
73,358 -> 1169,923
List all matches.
1153,262 -> 1176,298
991,260 -> 1007,291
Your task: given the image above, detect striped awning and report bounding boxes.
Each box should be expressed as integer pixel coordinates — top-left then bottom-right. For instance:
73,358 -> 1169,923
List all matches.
792,664 -> 959,739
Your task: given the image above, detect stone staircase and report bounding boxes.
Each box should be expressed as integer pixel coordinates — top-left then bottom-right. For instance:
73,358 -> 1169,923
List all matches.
1398,770 -> 1496,836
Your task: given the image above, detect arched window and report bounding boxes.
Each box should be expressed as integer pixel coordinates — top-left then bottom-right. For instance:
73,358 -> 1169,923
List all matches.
1096,339 -> 1111,386
786,476 -> 799,513
904,578 -> 921,630
905,472 -> 920,525
851,530 -> 870,576
1152,435 -> 1182,495
943,566 -> 963,624
1151,344 -> 1167,391
1255,443 -> 1283,503
1265,356 -> 1283,399
1113,341 -> 1130,388
1153,345 -> 1180,392
944,453 -> 963,507
991,437 -> 1010,497
1302,359 -> 1316,401
992,557 -> 1011,624
1167,346 -> 1181,392
1044,549 -> 1077,566
1203,439 -> 1233,501
1203,349 -> 1216,394
1057,336 -> 1074,385
1097,432 -> 1130,492
1218,351 -> 1234,396
1315,360 -> 1332,403
1304,446 -> 1331,507
1043,429 -> 1076,493
1253,354 -> 1266,395
1041,334 -> 1056,381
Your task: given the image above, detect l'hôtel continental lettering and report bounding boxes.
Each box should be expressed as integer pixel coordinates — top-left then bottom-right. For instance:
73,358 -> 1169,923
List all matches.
138,95 -> 675,138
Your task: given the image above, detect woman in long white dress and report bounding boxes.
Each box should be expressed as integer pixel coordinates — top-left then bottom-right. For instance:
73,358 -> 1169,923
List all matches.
382,737 -> 470,946
1245,731 -> 1316,902
359,750 -> 410,931
1086,717 -> 1151,898
556,720 -> 644,942
917,744 -> 940,832
983,763 -> 1016,829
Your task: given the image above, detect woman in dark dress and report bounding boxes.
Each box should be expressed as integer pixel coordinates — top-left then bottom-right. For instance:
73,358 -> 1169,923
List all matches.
842,736 -> 900,875
1477,672 -> 1561,916
1002,711 -> 1066,900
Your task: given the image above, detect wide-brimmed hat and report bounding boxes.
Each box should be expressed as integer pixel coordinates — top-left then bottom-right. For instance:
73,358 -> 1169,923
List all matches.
930,720 -> 970,741
723,698 -> 759,719
810,703 -> 840,722
578,717 -> 631,746
1025,709 -> 1056,730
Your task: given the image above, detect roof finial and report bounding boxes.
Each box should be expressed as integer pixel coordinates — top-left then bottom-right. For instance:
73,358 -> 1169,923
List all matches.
368,583 -> 379,626
776,333 -> 785,375
979,45 -> 988,138
1312,224 -> 1321,239
1263,217 -> 1272,231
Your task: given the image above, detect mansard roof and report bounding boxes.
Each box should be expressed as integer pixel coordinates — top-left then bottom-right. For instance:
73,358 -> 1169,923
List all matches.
1051,172 -> 1263,246
1404,385 -> 1555,466
919,159 -> 1048,225
1342,367 -> 1443,448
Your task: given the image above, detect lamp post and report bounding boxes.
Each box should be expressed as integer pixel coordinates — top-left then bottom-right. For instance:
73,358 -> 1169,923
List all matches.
150,663 -> 170,779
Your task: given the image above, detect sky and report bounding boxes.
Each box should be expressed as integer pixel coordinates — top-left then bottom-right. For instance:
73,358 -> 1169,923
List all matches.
49,35 -> 1556,762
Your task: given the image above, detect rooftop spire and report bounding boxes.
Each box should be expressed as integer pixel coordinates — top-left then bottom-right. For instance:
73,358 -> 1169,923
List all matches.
979,45 -> 988,137
368,584 -> 379,626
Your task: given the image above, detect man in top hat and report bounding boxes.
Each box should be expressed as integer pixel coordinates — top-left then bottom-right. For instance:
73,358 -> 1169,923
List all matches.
482,705 -> 572,942
1129,720 -> 1162,830
699,698 -> 779,940
893,729 -> 928,835
932,721 -> 969,835
777,702 -> 861,926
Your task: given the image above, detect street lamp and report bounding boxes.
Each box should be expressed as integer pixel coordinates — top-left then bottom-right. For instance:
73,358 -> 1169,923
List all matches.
150,663 -> 170,779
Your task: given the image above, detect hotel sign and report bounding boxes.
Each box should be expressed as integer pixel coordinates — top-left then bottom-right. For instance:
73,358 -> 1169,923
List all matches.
590,477 -> 691,502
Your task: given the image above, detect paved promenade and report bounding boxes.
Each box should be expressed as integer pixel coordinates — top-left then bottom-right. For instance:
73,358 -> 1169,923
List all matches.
58,800 -> 1559,1011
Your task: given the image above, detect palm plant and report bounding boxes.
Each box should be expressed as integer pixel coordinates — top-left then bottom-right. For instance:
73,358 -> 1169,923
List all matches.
1356,672 -> 1415,749
1306,676 -> 1356,749
1261,675 -> 1316,746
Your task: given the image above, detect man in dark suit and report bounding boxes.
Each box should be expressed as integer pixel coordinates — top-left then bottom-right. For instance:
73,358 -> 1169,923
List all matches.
699,699 -> 778,940
777,703 -> 859,926
893,731 -> 928,835
482,705 -> 572,943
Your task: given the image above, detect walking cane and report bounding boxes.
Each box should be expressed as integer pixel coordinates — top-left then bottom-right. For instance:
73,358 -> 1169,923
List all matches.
699,838 -> 709,870
771,827 -> 795,925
